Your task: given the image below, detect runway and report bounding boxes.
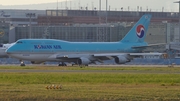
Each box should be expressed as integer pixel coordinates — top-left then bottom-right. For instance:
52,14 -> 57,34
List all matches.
0,63 -> 179,74
0,68 -> 179,74
0,64 -> 174,67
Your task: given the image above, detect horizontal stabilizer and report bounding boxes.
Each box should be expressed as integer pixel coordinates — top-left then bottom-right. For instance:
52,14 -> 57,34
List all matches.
130,52 -> 166,56
132,43 -> 166,49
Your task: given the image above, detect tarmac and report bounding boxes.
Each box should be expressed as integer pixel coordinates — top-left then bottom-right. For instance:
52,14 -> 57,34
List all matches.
0,64 -> 179,74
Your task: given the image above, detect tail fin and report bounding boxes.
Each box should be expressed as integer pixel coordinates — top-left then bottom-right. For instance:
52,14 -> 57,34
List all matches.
120,14 -> 152,43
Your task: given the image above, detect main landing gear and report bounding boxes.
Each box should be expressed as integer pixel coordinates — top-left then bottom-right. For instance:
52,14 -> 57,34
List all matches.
58,62 -> 67,66
71,64 -> 88,66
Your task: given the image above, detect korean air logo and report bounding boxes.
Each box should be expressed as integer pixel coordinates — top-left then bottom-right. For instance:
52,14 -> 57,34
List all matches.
37,45 -> 41,49
136,25 -> 145,38
34,45 -> 62,49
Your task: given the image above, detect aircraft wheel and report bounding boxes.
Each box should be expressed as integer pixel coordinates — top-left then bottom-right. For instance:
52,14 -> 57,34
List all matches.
58,63 -> 67,66
20,61 -> 25,66
58,64 -> 62,66
62,62 -> 67,66
20,63 -> 25,66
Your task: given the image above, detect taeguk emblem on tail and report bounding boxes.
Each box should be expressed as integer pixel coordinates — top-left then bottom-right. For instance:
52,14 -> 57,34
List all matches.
136,25 -> 145,38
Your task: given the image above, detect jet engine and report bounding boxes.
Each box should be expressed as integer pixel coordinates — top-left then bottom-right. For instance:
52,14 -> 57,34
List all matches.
77,57 -> 91,65
114,56 -> 129,64
31,61 -> 44,64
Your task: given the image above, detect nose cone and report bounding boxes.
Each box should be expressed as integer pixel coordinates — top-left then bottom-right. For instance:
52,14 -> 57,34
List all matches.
5,45 -> 20,59
5,45 -> 13,54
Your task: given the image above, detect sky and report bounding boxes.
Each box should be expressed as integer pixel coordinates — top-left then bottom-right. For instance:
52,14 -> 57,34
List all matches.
0,0 -> 62,5
0,0 -> 179,12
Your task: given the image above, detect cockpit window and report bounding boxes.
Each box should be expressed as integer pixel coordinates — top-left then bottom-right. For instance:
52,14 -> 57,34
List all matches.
17,41 -> 23,44
0,44 -> 3,47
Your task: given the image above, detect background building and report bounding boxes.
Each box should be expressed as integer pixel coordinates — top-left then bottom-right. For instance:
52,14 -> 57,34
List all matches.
0,9 -> 45,43
14,23 -> 132,42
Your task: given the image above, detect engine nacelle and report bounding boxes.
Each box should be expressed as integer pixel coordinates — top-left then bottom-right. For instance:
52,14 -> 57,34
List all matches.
31,61 -> 44,64
114,55 -> 129,64
77,57 -> 91,65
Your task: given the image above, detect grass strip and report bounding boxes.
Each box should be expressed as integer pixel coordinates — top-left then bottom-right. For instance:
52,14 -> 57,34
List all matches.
0,71 -> 180,100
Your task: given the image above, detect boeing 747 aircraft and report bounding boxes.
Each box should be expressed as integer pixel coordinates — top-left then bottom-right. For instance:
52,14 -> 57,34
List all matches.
6,14 -> 165,66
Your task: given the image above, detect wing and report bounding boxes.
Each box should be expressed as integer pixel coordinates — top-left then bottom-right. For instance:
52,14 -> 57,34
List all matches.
55,52 -> 167,65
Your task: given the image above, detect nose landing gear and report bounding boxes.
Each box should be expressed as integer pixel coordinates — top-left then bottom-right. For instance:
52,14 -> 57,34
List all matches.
20,61 -> 25,66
